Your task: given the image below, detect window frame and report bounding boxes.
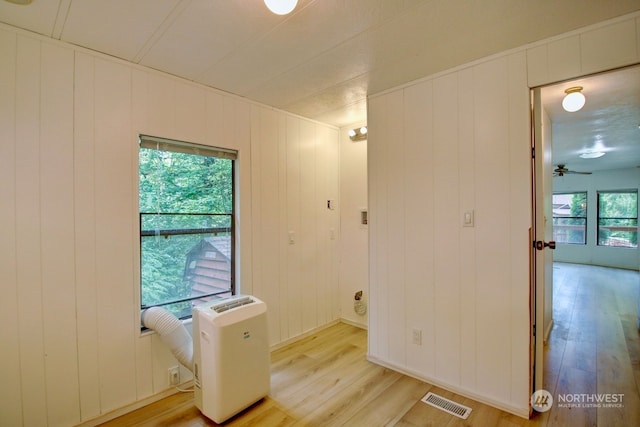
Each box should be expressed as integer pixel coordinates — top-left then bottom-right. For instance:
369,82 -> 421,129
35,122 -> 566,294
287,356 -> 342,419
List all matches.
552,192 -> 588,245
596,189 -> 638,248
138,135 -> 237,322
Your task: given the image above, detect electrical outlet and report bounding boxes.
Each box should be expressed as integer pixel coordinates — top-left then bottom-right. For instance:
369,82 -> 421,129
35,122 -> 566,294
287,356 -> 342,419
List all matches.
412,328 -> 422,345
168,366 -> 180,386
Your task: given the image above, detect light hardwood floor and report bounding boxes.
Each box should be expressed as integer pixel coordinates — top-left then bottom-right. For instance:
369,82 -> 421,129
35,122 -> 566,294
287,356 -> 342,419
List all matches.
99,263 -> 639,427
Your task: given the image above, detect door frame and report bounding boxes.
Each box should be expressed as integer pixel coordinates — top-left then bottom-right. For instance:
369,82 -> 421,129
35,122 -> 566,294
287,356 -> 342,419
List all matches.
530,86 -> 555,407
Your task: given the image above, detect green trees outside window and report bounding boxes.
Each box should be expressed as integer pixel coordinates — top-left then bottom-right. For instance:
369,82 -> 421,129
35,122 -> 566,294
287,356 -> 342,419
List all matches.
597,191 -> 638,248
552,192 -> 587,245
139,136 -> 236,320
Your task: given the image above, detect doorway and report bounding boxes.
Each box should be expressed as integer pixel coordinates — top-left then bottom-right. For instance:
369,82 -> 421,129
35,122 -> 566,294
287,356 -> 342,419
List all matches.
531,64 -> 640,408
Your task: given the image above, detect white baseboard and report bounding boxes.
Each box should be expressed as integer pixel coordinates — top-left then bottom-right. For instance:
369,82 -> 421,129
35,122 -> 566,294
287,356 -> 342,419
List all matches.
339,317 -> 368,330
366,355 -> 530,420
75,382 -> 194,427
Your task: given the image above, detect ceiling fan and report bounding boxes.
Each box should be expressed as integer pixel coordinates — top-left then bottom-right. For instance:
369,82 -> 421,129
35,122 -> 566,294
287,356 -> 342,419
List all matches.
553,164 -> 592,177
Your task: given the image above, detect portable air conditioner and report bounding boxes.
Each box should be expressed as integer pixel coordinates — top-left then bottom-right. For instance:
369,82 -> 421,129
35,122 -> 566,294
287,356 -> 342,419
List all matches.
192,295 -> 270,424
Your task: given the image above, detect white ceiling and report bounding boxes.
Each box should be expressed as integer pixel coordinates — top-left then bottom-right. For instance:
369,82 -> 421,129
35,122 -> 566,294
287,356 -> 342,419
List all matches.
1,0 -> 640,173
542,65 -> 640,173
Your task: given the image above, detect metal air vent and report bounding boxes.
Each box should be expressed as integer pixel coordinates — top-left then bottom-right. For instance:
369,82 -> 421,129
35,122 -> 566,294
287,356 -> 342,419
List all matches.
212,296 -> 254,313
421,392 -> 472,419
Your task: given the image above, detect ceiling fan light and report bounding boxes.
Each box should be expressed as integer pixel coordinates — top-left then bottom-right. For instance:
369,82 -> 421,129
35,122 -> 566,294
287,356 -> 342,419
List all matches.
264,0 -> 298,15
579,151 -> 605,159
562,86 -> 585,112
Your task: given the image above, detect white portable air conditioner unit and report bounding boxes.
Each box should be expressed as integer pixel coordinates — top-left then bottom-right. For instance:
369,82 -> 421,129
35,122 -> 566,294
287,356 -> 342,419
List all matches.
192,295 -> 270,424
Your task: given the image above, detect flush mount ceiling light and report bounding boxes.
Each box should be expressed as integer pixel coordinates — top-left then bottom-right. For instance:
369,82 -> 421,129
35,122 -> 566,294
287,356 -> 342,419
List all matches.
349,126 -> 368,141
264,0 -> 298,15
562,86 -> 586,112
579,151 -> 605,159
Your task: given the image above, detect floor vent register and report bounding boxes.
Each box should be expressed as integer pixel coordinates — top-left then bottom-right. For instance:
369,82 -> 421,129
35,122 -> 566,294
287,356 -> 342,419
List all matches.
420,392 -> 472,419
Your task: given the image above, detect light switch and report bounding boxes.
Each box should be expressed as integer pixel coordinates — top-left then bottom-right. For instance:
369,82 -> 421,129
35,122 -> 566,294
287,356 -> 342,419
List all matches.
288,231 -> 295,244
463,210 -> 474,227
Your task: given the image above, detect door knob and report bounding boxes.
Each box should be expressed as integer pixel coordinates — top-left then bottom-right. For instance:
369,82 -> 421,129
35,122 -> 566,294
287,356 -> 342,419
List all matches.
534,240 -> 556,250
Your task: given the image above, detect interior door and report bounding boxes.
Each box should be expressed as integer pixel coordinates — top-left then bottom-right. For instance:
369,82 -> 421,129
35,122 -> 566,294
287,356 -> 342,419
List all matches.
531,87 -> 555,396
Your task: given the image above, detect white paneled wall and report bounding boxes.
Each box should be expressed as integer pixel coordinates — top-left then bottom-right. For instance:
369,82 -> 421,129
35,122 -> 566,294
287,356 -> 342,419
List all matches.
338,123 -> 368,328
368,52 -> 531,416
368,11 -> 640,418
0,28 -> 339,426
527,14 -> 640,87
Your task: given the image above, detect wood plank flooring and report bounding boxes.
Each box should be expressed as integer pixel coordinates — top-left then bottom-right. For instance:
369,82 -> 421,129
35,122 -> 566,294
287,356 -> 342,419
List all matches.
98,263 -> 639,427
536,262 -> 640,427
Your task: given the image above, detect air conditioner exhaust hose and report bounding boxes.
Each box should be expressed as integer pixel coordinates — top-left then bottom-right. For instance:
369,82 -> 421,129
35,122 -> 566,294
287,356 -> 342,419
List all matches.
142,307 -> 193,372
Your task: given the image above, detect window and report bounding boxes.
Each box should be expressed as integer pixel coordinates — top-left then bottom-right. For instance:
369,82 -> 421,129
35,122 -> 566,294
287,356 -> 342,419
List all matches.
552,192 -> 587,245
139,135 -> 237,320
597,190 -> 638,248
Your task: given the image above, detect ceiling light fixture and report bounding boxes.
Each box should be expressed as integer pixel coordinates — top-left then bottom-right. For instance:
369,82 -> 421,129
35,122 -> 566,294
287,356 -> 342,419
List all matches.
562,86 -> 585,112
349,126 -> 368,141
264,0 -> 298,15
579,151 -> 605,159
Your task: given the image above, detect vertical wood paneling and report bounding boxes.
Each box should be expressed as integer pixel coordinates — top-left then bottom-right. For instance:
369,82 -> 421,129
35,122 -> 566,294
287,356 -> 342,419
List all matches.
175,81 -> 206,143
258,106 -> 282,343
369,52 -> 539,416
473,57 -> 512,402
15,35 -> 48,427
220,96 -> 253,296
367,95 -> 384,358
545,36 -> 581,83
205,89 -> 224,144
432,73 -> 462,385
74,52 -> 102,422
314,124 -> 329,327
337,123 -> 368,328
146,73 -> 175,137
93,58 -> 137,413
286,116 -> 302,337
325,126 -> 340,322
249,106 -> 263,302
457,67 -> 477,390
314,125 -> 339,325
0,28 -> 22,427
367,98 -> 381,356
277,113 -> 289,340
581,19 -> 638,74
39,42 -> 80,427
300,120 -> 318,332
368,91 -> 403,361
528,15 -> 640,88
385,91 -> 406,366
403,80 -> 435,376
2,27 -> 341,425
131,68 -> 154,401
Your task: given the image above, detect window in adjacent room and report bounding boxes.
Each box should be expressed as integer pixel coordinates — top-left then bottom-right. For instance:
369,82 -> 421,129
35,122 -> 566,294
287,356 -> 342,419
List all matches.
552,192 -> 587,245
139,135 -> 237,320
597,190 -> 638,248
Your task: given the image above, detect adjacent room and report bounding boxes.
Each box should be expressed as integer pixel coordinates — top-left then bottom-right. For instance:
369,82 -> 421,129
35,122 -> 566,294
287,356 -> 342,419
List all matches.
1,1 -> 639,426
533,65 -> 640,425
